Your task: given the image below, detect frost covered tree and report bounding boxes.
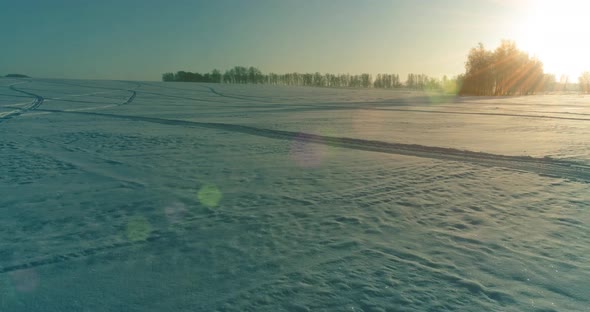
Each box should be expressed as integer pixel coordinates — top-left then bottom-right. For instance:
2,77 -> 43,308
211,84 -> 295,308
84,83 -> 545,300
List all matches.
461,43 -> 494,95
210,69 -> 222,83
459,40 -> 548,95
578,71 -> 590,93
163,66 -> 449,91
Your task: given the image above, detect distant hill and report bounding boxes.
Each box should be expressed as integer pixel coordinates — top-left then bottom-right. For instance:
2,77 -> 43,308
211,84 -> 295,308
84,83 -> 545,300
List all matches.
5,74 -> 30,78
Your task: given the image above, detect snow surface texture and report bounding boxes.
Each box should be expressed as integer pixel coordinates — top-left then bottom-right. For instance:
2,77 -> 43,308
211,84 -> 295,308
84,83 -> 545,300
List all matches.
1,78 -> 589,311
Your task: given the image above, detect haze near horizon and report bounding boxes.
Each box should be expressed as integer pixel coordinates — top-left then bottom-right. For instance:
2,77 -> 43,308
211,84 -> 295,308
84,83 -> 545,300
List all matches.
2,0 -> 589,81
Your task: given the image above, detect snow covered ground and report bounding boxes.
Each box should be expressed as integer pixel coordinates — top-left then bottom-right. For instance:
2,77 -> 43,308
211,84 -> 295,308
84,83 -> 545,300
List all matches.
1,78 -> 589,311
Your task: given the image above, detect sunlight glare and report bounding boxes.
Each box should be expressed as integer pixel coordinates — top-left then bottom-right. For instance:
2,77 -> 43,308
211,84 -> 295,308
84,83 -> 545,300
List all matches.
516,0 -> 590,81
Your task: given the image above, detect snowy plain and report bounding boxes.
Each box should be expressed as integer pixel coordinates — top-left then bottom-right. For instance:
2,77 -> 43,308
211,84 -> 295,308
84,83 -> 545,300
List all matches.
0,78 -> 589,311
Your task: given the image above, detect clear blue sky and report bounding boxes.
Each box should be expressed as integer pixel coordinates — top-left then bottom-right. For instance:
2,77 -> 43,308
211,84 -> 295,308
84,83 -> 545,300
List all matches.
1,0 -> 537,81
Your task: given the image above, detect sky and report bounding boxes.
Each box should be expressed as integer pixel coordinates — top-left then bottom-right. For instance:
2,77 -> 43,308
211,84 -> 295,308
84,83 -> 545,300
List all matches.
1,0 -> 587,81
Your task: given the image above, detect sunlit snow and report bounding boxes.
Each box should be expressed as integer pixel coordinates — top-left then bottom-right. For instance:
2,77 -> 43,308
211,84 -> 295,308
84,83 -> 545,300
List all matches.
1,78 -> 589,311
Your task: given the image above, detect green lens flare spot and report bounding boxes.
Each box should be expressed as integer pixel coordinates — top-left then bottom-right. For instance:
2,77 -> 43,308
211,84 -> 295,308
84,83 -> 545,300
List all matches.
198,184 -> 222,208
126,216 -> 152,241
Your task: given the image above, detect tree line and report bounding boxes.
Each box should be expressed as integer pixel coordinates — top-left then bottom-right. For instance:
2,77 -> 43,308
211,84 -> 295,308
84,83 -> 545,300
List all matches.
164,41 -> 576,96
458,40 -> 555,95
162,66 -> 460,92
4,74 -> 30,78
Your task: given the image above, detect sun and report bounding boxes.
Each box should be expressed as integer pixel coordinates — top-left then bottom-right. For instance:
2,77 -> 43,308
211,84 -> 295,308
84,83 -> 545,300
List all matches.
515,0 -> 590,81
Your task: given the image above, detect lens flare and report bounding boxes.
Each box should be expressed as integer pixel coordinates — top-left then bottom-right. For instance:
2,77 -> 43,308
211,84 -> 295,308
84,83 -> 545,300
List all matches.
290,133 -> 327,168
198,184 -> 222,208
9,269 -> 39,293
164,202 -> 188,224
515,0 -> 590,81
126,216 -> 152,241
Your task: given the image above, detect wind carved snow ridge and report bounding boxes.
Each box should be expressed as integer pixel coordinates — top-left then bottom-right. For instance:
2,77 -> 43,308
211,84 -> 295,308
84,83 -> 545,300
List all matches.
35,109 -> 590,182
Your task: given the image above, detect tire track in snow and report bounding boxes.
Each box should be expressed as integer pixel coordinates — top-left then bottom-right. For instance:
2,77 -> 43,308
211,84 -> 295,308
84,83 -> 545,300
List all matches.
145,82 -> 278,102
370,107 -> 590,122
0,82 -> 44,122
38,79 -> 132,92
190,100 -> 590,121
137,90 -> 228,103
33,79 -> 138,107
0,93 -> 33,99
120,89 -> 136,106
495,107 -> 590,118
36,80 -> 227,105
0,201 -> 237,274
392,105 -> 590,119
43,98 -> 120,105
141,82 -> 211,94
12,84 -> 138,117
0,93 -> 148,274
223,103 -> 590,122
58,87 -> 137,108
34,108 -> 590,183
200,85 -> 275,103
0,212 -> 224,274
0,80 -> 138,122
457,99 -> 590,108
0,210 -> 212,274
0,232 -> 165,274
